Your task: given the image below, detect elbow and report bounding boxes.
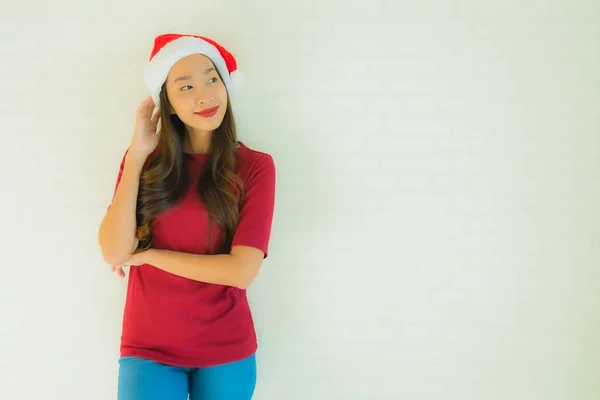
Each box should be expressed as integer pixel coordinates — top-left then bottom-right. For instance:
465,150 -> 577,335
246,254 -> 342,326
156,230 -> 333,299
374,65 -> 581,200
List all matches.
98,226 -> 137,266
231,259 -> 262,290
234,280 -> 250,290
234,267 -> 257,290
228,267 -> 249,290
234,282 -> 250,290
100,247 -> 130,266
228,247 -> 264,290
98,235 -> 132,266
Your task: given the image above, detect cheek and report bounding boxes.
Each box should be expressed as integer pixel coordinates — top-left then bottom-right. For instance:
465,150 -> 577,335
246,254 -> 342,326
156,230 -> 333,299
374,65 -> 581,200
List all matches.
217,84 -> 228,104
167,94 -> 191,114
164,89 -> 179,109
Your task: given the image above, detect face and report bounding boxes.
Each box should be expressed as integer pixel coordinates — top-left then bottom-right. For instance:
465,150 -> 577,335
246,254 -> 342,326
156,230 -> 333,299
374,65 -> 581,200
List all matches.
165,54 -> 228,133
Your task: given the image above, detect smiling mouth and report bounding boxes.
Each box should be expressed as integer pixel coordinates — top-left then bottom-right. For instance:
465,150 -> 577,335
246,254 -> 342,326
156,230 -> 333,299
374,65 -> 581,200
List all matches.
194,106 -> 219,117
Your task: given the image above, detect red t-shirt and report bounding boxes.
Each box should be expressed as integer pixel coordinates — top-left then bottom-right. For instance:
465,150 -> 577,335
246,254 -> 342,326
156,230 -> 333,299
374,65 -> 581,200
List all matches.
109,142 -> 276,367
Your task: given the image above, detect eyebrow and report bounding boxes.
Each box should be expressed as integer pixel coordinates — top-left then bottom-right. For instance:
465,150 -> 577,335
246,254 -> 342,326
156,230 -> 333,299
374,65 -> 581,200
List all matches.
173,67 -> 216,83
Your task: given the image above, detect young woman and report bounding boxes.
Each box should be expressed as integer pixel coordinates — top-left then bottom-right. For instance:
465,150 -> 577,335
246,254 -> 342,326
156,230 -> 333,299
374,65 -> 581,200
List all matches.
98,33 -> 276,400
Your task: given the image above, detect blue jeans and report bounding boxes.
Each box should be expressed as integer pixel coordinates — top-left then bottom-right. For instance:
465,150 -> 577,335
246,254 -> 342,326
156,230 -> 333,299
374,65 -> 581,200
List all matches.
117,354 -> 257,400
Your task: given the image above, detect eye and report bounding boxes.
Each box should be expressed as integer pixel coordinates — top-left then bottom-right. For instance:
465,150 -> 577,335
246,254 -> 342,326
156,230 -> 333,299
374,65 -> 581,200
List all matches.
208,77 -> 218,84
180,85 -> 192,91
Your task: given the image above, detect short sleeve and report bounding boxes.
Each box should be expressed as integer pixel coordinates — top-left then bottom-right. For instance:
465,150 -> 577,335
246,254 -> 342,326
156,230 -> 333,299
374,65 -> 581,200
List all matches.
231,154 -> 276,258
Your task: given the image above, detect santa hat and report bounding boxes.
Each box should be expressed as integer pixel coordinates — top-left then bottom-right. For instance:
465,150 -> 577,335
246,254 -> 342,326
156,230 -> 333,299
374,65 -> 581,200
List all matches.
143,33 -> 244,107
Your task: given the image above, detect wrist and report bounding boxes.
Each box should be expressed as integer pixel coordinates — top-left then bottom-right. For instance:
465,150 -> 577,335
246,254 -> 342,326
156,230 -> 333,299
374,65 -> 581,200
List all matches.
125,150 -> 148,169
142,248 -> 158,265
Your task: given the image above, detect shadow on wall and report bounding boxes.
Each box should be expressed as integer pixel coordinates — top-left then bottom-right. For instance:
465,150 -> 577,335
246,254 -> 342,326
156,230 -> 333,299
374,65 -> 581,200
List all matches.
237,83 -> 339,398
82,45 -> 148,216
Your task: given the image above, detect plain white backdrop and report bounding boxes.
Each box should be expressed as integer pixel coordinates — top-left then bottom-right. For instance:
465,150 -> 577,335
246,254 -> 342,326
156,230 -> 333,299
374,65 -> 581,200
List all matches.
1,1 -> 598,399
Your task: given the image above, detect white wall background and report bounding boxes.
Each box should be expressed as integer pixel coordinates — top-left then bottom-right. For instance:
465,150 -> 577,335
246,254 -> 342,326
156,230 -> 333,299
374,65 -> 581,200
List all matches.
1,1 -> 598,399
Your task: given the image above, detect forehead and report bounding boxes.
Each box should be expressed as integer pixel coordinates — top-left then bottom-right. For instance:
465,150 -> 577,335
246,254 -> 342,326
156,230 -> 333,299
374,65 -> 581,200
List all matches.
167,54 -> 215,80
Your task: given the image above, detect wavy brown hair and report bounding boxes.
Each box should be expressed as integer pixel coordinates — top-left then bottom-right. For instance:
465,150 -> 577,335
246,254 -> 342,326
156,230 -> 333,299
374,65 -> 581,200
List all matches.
134,78 -> 245,255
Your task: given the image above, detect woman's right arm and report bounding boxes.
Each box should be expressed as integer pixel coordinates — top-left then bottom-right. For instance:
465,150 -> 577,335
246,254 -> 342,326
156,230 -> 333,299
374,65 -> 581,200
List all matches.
98,151 -> 146,266
98,96 -> 161,266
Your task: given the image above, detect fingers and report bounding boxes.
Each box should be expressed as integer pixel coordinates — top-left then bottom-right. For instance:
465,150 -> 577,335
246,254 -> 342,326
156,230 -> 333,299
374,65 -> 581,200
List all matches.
137,96 -> 156,118
111,265 -> 126,278
151,108 -> 161,128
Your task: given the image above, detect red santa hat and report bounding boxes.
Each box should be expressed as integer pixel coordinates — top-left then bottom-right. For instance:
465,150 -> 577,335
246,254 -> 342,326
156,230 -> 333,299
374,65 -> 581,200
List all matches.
143,33 -> 244,107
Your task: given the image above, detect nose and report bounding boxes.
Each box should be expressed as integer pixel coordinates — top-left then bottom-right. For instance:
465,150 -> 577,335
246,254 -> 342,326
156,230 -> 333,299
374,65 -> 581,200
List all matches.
194,88 -> 214,104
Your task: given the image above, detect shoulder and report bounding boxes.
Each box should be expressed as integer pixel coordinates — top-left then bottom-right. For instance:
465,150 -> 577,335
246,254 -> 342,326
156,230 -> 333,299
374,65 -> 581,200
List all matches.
236,142 -> 275,178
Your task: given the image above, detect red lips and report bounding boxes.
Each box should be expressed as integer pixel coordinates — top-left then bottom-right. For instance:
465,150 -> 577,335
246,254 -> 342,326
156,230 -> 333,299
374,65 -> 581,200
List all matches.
194,106 -> 219,117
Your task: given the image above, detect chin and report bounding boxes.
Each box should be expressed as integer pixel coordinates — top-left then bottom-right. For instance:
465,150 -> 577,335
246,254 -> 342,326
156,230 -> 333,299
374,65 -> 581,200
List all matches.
182,116 -> 225,132
204,124 -> 221,132
195,119 -> 223,131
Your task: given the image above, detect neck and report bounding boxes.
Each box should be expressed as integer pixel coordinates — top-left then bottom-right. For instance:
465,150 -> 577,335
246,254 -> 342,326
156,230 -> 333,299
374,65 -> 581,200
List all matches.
184,128 -> 212,154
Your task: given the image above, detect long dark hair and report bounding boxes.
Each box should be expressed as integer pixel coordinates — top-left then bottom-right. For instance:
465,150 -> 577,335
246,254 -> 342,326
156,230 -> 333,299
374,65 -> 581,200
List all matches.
134,77 -> 245,254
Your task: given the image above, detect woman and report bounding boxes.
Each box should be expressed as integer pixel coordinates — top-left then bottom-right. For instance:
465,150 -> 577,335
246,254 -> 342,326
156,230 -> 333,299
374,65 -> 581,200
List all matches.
98,33 -> 276,400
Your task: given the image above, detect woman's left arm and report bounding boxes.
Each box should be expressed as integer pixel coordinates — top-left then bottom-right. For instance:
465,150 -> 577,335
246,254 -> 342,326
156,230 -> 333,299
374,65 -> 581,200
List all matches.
130,246 -> 264,289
